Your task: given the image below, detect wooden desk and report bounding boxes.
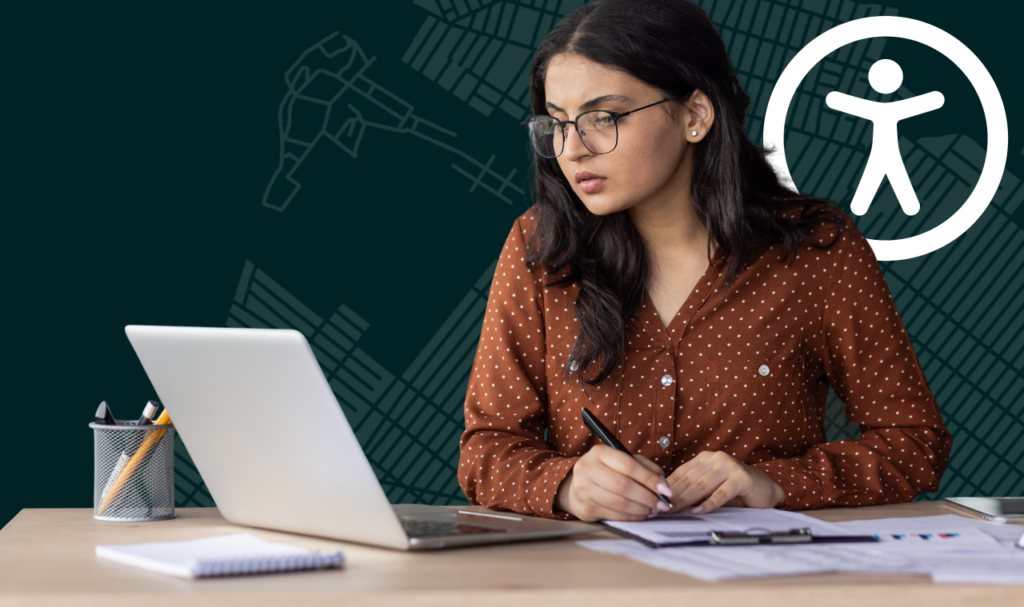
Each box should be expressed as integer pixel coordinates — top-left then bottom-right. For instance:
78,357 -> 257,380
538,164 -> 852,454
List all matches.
0,502 -> 1020,606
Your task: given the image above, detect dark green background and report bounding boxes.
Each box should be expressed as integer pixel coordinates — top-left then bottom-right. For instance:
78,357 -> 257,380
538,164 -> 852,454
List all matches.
3,0 -> 1022,529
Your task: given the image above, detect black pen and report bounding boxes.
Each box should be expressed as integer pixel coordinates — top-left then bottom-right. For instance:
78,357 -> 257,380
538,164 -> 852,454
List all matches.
580,407 -> 673,508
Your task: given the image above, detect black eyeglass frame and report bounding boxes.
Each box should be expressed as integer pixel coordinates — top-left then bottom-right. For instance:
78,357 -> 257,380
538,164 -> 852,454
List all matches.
520,98 -> 672,158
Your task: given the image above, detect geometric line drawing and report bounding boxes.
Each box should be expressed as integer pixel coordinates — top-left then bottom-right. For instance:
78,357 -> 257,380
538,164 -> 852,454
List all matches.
871,140 -> 1024,501
822,135 -> 1024,485
789,112 -> 1024,500
404,0 -> 898,128
263,32 -> 522,211
824,388 -> 861,444
710,0 -> 901,156
215,259 -> 499,505
231,0 -> 1024,507
402,0 -> 912,473
695,0 -> 1024,501
403,0 -> 584,121
409,0 -> 1024,504
714,0 -> 1024,501
398,0 -> 1024,502
174,433 -> 215,507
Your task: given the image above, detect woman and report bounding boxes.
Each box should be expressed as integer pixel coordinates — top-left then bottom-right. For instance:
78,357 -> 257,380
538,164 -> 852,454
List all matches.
458,0 -> 952,522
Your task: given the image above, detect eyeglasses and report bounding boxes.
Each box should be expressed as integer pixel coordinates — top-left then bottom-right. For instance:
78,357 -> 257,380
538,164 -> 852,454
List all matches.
521,98 -> 671,158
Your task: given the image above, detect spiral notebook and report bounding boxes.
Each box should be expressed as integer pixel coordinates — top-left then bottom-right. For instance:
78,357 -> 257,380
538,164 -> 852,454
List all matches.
95,533 -> 345,579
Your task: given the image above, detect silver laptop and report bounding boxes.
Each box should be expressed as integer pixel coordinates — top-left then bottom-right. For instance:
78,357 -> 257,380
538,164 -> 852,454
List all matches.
124,325 -> 596,550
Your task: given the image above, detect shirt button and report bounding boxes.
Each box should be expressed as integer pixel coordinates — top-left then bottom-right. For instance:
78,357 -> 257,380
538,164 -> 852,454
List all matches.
661,374 -> 673,386
758,364 -> 770,376
569,360 -> 579,371
658,436 -> 670,448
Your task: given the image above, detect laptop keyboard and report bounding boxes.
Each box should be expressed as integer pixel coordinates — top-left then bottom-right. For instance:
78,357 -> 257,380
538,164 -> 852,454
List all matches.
400,517 -> 507,538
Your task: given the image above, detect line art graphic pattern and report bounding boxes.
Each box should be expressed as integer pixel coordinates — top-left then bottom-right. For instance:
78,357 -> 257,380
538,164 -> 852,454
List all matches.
178,0 -> 1024,508
175,260 -> 498,507
263,32 -> 522,212
403,0 -> 578,119
398,0 -> 1024,501
711,0 -> 1024,499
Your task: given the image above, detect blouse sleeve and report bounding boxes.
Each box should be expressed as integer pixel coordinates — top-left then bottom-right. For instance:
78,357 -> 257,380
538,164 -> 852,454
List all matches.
458,214 -> 580,519
754,217 -> 954,509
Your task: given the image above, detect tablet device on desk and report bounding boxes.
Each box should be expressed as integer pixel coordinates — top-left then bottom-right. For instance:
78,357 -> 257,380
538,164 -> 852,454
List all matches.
945,497 -> 1024,522
124,325 -> 597,551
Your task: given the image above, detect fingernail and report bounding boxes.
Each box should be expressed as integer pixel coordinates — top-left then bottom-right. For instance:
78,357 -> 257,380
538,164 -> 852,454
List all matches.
657,501 -> 671,512
647,508 -> 658,518
656,483 -> 673,498
691,506 -> 704,514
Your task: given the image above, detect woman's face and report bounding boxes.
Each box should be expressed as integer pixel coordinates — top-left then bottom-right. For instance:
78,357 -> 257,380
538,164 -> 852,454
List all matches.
543,53 -> 706,216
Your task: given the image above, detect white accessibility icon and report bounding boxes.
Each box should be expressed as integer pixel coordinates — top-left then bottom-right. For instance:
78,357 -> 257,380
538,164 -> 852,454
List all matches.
826,58 -> 944,217
763,16 -> 1007,261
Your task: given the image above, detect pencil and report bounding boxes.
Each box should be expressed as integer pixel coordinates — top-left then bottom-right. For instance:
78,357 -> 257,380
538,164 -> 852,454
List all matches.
97,409 -> 173,515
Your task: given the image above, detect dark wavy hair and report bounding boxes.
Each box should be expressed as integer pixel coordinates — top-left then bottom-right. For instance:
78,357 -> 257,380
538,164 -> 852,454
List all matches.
524,0 -> 845,386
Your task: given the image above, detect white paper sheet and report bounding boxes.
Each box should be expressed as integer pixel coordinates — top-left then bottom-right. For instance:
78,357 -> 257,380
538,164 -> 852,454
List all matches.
581,512 -> 1024,584
835,515 -> 1024,549
834,515 -> 1024,583
578,539 -> 911,581
839,526 -> 1002,552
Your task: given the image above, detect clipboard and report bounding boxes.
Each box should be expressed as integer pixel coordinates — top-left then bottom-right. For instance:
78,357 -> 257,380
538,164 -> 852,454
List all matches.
601,524 -> 880,548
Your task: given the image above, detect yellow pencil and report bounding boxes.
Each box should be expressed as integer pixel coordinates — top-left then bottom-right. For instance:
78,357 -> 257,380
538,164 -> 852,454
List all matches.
98,409 -> 173,516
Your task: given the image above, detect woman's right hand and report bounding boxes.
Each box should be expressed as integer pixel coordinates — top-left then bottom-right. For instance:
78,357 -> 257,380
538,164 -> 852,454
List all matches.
554,444 -> 674,521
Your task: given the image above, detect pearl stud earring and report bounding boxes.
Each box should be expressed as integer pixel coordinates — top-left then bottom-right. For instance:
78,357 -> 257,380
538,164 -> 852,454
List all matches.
691,130 -> 698,137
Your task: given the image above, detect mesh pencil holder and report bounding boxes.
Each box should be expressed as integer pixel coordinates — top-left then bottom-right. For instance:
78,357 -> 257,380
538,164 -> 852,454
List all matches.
90,421 -> 176,522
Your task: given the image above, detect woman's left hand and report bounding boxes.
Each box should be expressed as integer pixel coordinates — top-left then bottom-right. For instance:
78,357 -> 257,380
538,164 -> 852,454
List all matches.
664,451 -> 786,514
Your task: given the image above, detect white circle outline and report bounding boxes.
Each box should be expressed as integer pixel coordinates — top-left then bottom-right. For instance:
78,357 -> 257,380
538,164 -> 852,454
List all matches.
763,16 -> 1008,261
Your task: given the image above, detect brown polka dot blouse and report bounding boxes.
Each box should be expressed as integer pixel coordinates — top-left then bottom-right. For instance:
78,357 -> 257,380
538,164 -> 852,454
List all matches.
458,206 -> 952,520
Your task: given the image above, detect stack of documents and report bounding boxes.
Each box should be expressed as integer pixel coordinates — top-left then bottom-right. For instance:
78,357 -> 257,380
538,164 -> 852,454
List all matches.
579,508 -> 1024,583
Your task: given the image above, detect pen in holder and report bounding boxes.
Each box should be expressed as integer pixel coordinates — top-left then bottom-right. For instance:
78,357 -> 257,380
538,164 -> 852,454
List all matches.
90,420 -> 175,522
